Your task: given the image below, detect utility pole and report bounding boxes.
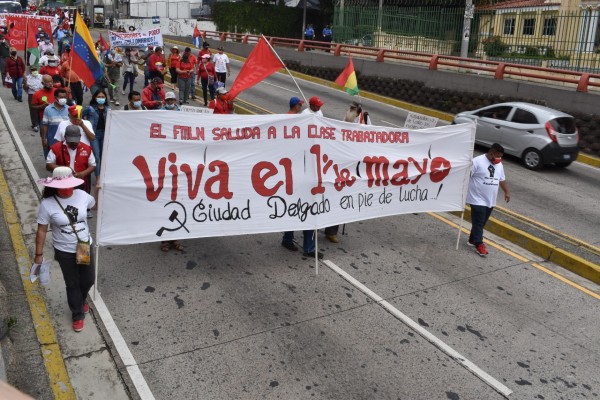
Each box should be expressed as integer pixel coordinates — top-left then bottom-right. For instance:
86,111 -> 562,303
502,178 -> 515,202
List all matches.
460,0 -> 474,58
302,0 -> 307,39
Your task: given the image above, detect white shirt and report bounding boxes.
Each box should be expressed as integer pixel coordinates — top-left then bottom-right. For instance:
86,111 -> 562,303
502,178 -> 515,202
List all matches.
54,120 -> 95,146
37,190 -> 95,253
46,144 -> 96,170
212,53 -> 230,73
466,154 -> 505,208
301,107 -> 323,117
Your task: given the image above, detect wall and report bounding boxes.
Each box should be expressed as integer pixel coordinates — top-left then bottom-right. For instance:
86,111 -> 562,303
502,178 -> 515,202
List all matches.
118,18 -> 216,37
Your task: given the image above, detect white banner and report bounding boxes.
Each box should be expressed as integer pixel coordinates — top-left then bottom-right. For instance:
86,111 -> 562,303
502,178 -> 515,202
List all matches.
404,112 -> 439,129
97,112 -> 475,245
108,28 -> 163,48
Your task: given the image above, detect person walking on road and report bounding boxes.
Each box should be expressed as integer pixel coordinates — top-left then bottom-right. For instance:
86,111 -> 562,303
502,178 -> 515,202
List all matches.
183,47 -> 198,100
41,88 -> 69,157
147,46 -> 166,82
104,47 -> 123,106
31,75 -> 56,133
209,87 -> 233,114
166,45 -> 180,90
0,34 -> 10,86
6,47 -> 25,102
82,90 -> 110,179
212,47 -> 230,87
121,47 -> 138,95
24,65 -> 43,132
123,90 -> 146,110
176,51 -> 194,104
142,77 -> 165,110
466,143 -> 511,257
197,54 -> 217,107
34,166 -> 96,333
301,96 -> 324,116
281,96 -> 323,259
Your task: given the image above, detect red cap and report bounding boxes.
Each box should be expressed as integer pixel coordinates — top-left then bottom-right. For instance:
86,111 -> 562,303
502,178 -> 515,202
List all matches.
309,96 -> 324,107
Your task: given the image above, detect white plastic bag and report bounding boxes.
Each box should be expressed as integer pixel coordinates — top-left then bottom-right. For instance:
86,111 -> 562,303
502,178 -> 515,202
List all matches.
30,259 -> 51,286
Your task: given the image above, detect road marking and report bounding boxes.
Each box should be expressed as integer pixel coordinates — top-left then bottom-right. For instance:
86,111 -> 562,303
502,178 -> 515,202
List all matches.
93,295 -> 156,399
0,163 -> 76,399
261,80 -> 297,93
323,259 -> 513,398
380,120 -> 402,127
431,212 -> 600,300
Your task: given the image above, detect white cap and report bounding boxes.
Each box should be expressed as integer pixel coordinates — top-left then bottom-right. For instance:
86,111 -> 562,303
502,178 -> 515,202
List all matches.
165,92 -> 177,100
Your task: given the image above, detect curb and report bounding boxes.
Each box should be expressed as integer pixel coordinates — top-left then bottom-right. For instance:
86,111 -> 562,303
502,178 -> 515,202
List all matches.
453,208 -> 600,285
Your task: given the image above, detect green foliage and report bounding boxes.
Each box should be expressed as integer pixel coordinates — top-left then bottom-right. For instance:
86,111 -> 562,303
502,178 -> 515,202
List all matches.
482,36 -> 507,57
212,2 -> 304,38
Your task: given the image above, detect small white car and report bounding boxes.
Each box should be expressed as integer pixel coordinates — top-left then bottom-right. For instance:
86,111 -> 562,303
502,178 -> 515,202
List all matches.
454,102 -> 579,170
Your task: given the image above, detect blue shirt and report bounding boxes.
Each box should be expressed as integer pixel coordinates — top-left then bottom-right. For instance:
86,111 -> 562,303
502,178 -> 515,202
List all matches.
42,103 -> 69,139
323,27 -> 332,37
305,27 -> 314,38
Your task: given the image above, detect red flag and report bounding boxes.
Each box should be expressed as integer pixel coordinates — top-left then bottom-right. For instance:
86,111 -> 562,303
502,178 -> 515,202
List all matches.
98,34 -> 109,51
227,37 -> 284,99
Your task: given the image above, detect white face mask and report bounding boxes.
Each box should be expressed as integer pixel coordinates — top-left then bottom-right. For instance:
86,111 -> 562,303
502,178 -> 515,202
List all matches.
57,98 -> 67,106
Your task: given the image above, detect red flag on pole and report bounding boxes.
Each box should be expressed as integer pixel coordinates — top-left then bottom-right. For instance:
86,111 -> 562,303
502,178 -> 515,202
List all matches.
98,34 -> 109,51
227,37 -> 285,100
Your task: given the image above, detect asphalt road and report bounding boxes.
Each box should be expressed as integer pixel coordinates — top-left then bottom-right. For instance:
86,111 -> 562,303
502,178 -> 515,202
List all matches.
4,34 -> 600,400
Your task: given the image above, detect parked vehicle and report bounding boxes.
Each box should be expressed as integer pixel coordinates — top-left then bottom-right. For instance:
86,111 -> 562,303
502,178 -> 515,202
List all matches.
453,102 -> 579,170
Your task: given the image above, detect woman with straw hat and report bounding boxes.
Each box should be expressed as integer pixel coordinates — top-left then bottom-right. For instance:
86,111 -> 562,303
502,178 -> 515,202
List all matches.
34,167 -> 96,332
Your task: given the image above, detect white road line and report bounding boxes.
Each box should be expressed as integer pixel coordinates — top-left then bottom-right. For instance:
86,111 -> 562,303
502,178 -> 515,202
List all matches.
380,120 -> 402,128
93,294 -> 156,399
322,259 -> 513,398
0,97 -> 155,400
261,80 -> 298,93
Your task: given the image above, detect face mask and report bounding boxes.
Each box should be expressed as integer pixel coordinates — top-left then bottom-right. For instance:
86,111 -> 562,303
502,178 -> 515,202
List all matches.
110,50 -> 115,55
56,188 -> 74,197
492,157 -> 502,165
49,62 -> 58,67
31,71 -> 39,77
57,98 -> 67,106
133,100 -> 142,108
45,39 -> 50,44
96,98 -> 106,105
10,51 -> 16,56
165,103 -> 175,109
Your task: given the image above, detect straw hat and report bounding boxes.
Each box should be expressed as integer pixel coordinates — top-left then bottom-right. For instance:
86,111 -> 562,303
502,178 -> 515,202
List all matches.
39,167 -> 83,189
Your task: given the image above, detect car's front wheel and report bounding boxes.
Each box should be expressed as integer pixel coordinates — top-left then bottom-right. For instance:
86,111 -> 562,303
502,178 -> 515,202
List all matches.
522,148 -> 543,170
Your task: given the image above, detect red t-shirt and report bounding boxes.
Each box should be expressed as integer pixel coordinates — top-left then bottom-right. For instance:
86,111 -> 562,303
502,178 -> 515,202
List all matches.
177,60 -> 194,79
209,98 -> 232,114
40,65 -> 60,77
32,87 -> 56,120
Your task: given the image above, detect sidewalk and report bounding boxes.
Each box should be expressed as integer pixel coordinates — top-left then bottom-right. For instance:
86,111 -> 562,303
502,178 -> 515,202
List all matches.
0,96 -> 130,399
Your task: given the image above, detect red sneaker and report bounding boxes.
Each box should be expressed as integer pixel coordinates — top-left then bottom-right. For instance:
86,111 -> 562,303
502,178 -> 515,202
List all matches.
73,319 -> 84,332
475,243 -> 488,257
83,303 -> 89,314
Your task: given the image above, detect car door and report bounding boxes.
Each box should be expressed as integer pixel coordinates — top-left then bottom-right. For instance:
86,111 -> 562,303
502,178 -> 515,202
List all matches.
473,105 -> 513,146
501,107 -> 539,156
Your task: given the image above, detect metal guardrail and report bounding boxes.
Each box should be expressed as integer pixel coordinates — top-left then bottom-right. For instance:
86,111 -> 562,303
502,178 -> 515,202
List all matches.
198,30 -> 600,93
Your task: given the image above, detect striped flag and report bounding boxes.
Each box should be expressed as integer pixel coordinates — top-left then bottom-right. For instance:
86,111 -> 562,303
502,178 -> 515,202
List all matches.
71,12 -> 103,88
334,57 -> 359,96
26,19 -> 39,67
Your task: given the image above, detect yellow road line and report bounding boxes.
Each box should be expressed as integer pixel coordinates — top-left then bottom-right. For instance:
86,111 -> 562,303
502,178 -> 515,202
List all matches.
0,164 -> 75,399
430,212 -> 599,300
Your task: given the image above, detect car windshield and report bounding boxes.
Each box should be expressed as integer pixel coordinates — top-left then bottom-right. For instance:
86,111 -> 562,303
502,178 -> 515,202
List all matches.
548,117 -> 577,134
0,2 -> 22,12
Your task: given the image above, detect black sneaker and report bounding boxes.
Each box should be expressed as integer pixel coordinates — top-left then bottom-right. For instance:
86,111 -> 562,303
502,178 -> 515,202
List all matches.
282,242 -> 298,251
303,251 -> 323,259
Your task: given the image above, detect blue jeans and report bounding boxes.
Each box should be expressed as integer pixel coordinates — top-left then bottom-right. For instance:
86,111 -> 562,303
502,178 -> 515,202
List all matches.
11,76 -> 23,99
282,230 -> 315,253
190,72 -> 196,97
44,130 -> 58,158
90,131 -> 104,177
201,78 -> 215,106
469,204 -> 494,245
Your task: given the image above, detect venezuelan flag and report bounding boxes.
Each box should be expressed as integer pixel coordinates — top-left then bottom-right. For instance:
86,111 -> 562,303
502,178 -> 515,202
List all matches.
334,57 -> 359,96
71,12 -> 103,88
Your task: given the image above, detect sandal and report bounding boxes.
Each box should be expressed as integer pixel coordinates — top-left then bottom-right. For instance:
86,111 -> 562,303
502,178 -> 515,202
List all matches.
171,240 -> 184,251
160,241 -> 170,252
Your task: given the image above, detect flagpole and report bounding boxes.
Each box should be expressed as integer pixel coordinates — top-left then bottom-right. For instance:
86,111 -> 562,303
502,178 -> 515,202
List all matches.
261,34 -> 308,104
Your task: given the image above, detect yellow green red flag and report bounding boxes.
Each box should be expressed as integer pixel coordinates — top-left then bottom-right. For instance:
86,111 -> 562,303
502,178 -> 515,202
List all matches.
334,57 -> 359,96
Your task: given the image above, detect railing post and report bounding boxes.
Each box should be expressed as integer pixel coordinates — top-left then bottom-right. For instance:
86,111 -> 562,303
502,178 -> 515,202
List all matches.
298,40 -> 305,52
577,73 -> 590,92
269,37 -> 275,46
429,55 -> 439,70
494,63 -> 506,80
220,32 -> 227,42
333,44 -> 342,56
242,35 -> 249,44
376,49 -> 385,62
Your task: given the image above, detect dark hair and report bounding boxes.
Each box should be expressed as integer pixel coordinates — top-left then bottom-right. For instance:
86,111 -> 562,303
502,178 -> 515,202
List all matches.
54,88 -> 67,98
90,89 -> 108,105
490,143 -> 505,154
128,90 -> 141,101
51,74 -> 64,86
42,186 -> 58,198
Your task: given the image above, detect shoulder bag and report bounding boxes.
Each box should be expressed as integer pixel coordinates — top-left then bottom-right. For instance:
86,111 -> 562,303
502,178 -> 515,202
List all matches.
53,195 -> 91,265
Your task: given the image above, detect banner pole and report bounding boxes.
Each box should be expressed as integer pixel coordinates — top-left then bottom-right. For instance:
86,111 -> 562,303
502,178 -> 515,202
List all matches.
456,209 -> 465,250
261,34 -> 308,104
93,243 -> 100,300
314,229 -> 318,275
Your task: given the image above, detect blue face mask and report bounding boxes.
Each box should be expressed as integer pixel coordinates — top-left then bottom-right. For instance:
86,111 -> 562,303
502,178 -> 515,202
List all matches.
96,98 -> 106,105
165,103 -> 175,109
133,100 -> 142,108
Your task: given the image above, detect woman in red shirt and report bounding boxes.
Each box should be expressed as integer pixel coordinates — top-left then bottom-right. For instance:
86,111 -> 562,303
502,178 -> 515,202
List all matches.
209,87 -> 233,114
175,53 -> 194,104
196,54 -> 217,107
